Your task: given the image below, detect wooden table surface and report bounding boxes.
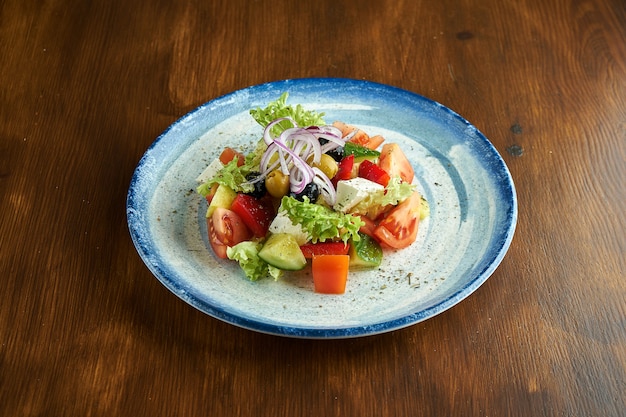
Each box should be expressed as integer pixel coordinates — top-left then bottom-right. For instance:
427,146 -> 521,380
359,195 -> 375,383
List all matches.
2,0 -> 624,415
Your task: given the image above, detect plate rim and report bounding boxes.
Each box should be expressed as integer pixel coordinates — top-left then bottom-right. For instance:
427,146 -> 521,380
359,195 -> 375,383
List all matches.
126,77 -> 518,339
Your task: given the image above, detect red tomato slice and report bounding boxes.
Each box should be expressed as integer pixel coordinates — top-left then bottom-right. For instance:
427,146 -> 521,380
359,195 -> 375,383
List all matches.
300,242 -> 350,259
208,208 -> 251,258
378,143 -> 414,184
332,154 -> 355,186
373,191 -> 421,249
312,254 -> 350,294
358,160 -> 391,187
219,147 -> 245,167
230,194 -> 275,238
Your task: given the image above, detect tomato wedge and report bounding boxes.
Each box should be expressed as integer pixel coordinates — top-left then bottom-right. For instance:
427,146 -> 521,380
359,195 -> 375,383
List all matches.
358,159 -> 390,186
312,254 -> 350,294
373,191 -> 421,249
208,208 -> 251,258
299,241 -> 349,259
378,143 -> 414,183
230,194 -> 275,238
219,147 -> 245,167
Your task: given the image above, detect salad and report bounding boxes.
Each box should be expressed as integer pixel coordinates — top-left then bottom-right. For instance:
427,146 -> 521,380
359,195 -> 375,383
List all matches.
196,93 -> 428,294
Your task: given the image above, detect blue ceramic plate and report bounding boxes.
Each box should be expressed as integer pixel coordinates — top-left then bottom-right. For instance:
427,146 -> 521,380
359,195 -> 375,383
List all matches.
127,78 -> 517,338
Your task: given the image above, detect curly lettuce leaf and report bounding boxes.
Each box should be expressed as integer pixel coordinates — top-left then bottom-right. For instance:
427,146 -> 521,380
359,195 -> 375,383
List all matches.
244,138 -> 268,172
227,241 -> 283,281
279,196 -> 364,244
419,195 -> 430,220
249,92 -> 326,135
196,159 -> 253,196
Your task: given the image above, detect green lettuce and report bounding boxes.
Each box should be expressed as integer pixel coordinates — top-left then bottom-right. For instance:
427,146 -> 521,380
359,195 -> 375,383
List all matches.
196,159 -> 253,196
350,177 -> 416,219
243,138 -> 269,172
226,241 -> 282,281
419,196 -> 430,220
279,196 -> 364,244
249,92 -> 326,135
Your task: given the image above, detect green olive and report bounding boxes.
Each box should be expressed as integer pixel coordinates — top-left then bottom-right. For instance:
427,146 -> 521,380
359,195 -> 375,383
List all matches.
265,169 -> 290,198
308,154 -> 339,179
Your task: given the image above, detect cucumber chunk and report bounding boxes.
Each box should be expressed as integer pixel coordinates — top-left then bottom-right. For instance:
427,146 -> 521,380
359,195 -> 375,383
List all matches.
343,142 -> 380,162
258,233 -> 307,271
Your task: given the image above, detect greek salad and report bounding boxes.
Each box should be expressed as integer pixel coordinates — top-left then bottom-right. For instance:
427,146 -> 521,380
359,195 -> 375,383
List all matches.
196,93 -> 428,294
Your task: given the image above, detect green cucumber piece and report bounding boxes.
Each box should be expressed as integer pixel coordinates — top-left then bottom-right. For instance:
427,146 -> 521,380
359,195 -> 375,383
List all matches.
258,233 -> 307,271
349,233 -> 382,269
344,142 -> 380,162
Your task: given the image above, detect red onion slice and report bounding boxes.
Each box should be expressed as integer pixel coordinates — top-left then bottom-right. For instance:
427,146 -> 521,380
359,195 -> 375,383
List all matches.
263,117 -> 297,145
253,118 -> 354,196
312,167 -> 337,206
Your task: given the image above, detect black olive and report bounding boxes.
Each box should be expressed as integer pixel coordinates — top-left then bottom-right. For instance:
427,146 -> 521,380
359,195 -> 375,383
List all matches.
289,182 -> 320,203
326,146 -> 344,162
318,137 -> 344,162
244,171 -> 266,199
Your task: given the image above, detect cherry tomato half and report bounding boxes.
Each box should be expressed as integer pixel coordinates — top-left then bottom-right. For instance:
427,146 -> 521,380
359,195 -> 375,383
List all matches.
208,208 -> 251,258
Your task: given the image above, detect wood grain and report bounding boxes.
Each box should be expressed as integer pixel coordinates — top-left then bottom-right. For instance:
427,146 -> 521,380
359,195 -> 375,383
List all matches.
1,0 -> 624,416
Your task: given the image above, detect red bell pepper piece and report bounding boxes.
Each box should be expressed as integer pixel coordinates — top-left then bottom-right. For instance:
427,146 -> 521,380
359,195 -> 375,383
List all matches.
358,159 -> 390,187
299,241 -> 350,259
332,154 -> 355,186
230,194 -> 275,238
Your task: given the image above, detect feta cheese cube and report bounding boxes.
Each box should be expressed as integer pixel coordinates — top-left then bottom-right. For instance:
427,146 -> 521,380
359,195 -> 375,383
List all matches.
196,158 -> 224,183
333,177 -> 384,213
268,210 -> 310,245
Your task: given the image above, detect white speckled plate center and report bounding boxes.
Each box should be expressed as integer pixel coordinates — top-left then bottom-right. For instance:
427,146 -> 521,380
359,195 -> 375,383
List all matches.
127,78 -> 517,338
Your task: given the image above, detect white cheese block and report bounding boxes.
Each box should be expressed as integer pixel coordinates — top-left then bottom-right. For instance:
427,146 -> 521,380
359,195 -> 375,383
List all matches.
196,159 -> 224,183
268,210 -> 310,245
333,177 -> 384,213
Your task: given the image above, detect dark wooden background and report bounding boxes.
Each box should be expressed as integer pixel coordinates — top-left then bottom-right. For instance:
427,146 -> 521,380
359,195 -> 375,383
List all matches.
1,0 -> 624,415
